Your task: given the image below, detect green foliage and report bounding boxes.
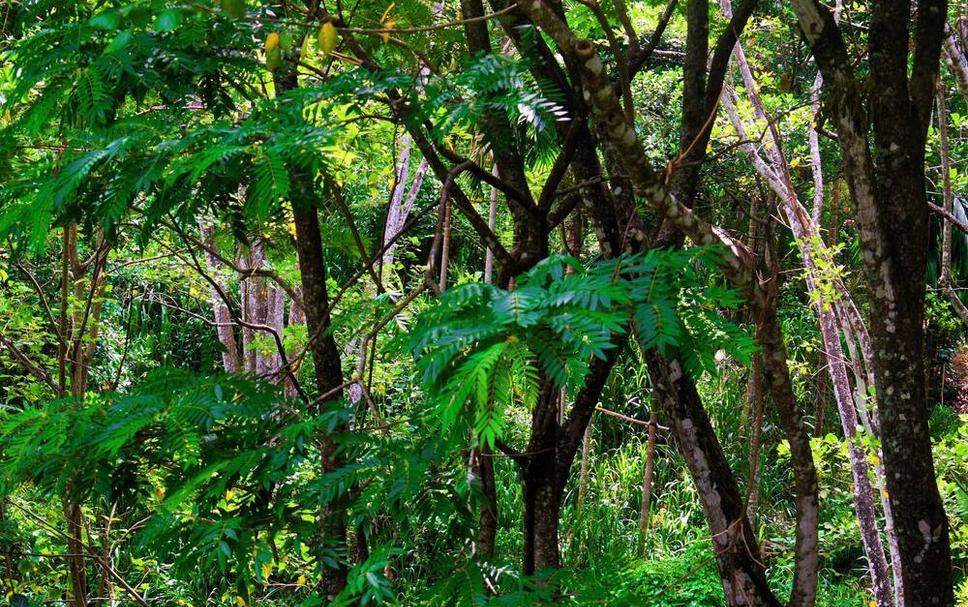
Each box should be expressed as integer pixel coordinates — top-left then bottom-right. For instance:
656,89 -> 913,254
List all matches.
0,370 -> 328,599
404,249 -> 754,448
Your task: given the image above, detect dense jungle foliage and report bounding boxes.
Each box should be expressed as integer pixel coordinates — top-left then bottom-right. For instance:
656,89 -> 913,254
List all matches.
0,0 -> 967,605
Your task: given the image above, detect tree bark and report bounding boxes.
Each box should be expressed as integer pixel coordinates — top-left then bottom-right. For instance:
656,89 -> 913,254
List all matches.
290,199 -> 349,597
722,43 -> 896,604
944,23 -> 968,101
274,37 -> 349,596
199,222 -> 241,373
637,409 -> 657,552
509,8 -> 820,602
937,83 -> 968,326
790,1 -> 954,602
646,354 -> 780,607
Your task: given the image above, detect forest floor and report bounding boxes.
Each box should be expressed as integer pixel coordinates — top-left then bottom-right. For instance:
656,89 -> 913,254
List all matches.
945,349 -> 968,414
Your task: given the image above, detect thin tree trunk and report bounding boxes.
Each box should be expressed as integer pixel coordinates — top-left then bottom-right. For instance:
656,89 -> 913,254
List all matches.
745,353 -> 764,528
814,373 -> 827,437
63,224 -> 98,607
438,198 -> 451,292
291,199 -> 348,597
285,291 -> 303,399
267,285 -> 285,376
477,446 -> 498,558
646,354 -> 780,607
809,72 -> 825,227
381,135 -> 413,279
484,165 -> 499,284
199,222 -> 240,373
64,500 -> 89,607
937,83 -> 968,326
477,195 -> 499,559
246,240 -> 269,375
576,414 -> 593,512
275,46 -> 349,596
637,409 -> 657,553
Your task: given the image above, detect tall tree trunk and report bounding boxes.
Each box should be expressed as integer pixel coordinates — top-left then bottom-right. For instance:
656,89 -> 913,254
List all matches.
291,199 -> 349,597
64,500 -> 89,607
266,285 -> 285,376
509,7 -> 819,599
274,35 -> 349,596
576,416 -> 593,513
483,165 -> 500,284
646,354 -> 780,607
285,292 -> 304,399
476,446 -> 498,559
944,23 -> 968,101
745,352 -> 764,528
722,43 -> 897,604
790,1 -> 954,601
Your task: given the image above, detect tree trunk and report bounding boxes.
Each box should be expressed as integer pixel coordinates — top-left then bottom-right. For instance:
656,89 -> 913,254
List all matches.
637,409 -> 657,553
199,222 -> 240,373
291,200 -> 349,597
477,446 -> 498,558
646,353 -> 781,607
745,353 -> 764,528
285,292 -> 303,399
576,416 -> 593,513
944,23 -> 968,101
483,165 -> 500,284
790,3 -> 954,601
937,83 -> 968,326
723,56 -> 895,604
275,44 -> 349,595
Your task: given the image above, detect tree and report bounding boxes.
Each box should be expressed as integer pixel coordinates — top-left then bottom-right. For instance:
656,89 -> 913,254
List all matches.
789,0 -> 955,602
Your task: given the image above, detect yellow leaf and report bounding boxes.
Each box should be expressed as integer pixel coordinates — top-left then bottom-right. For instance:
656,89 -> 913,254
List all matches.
234,597 -> 246,607
870,454 -> 880,466
319,21 -> 339,56
265,32 -> 280,52
225,488 -> 235,501
789,157 -> 801,168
